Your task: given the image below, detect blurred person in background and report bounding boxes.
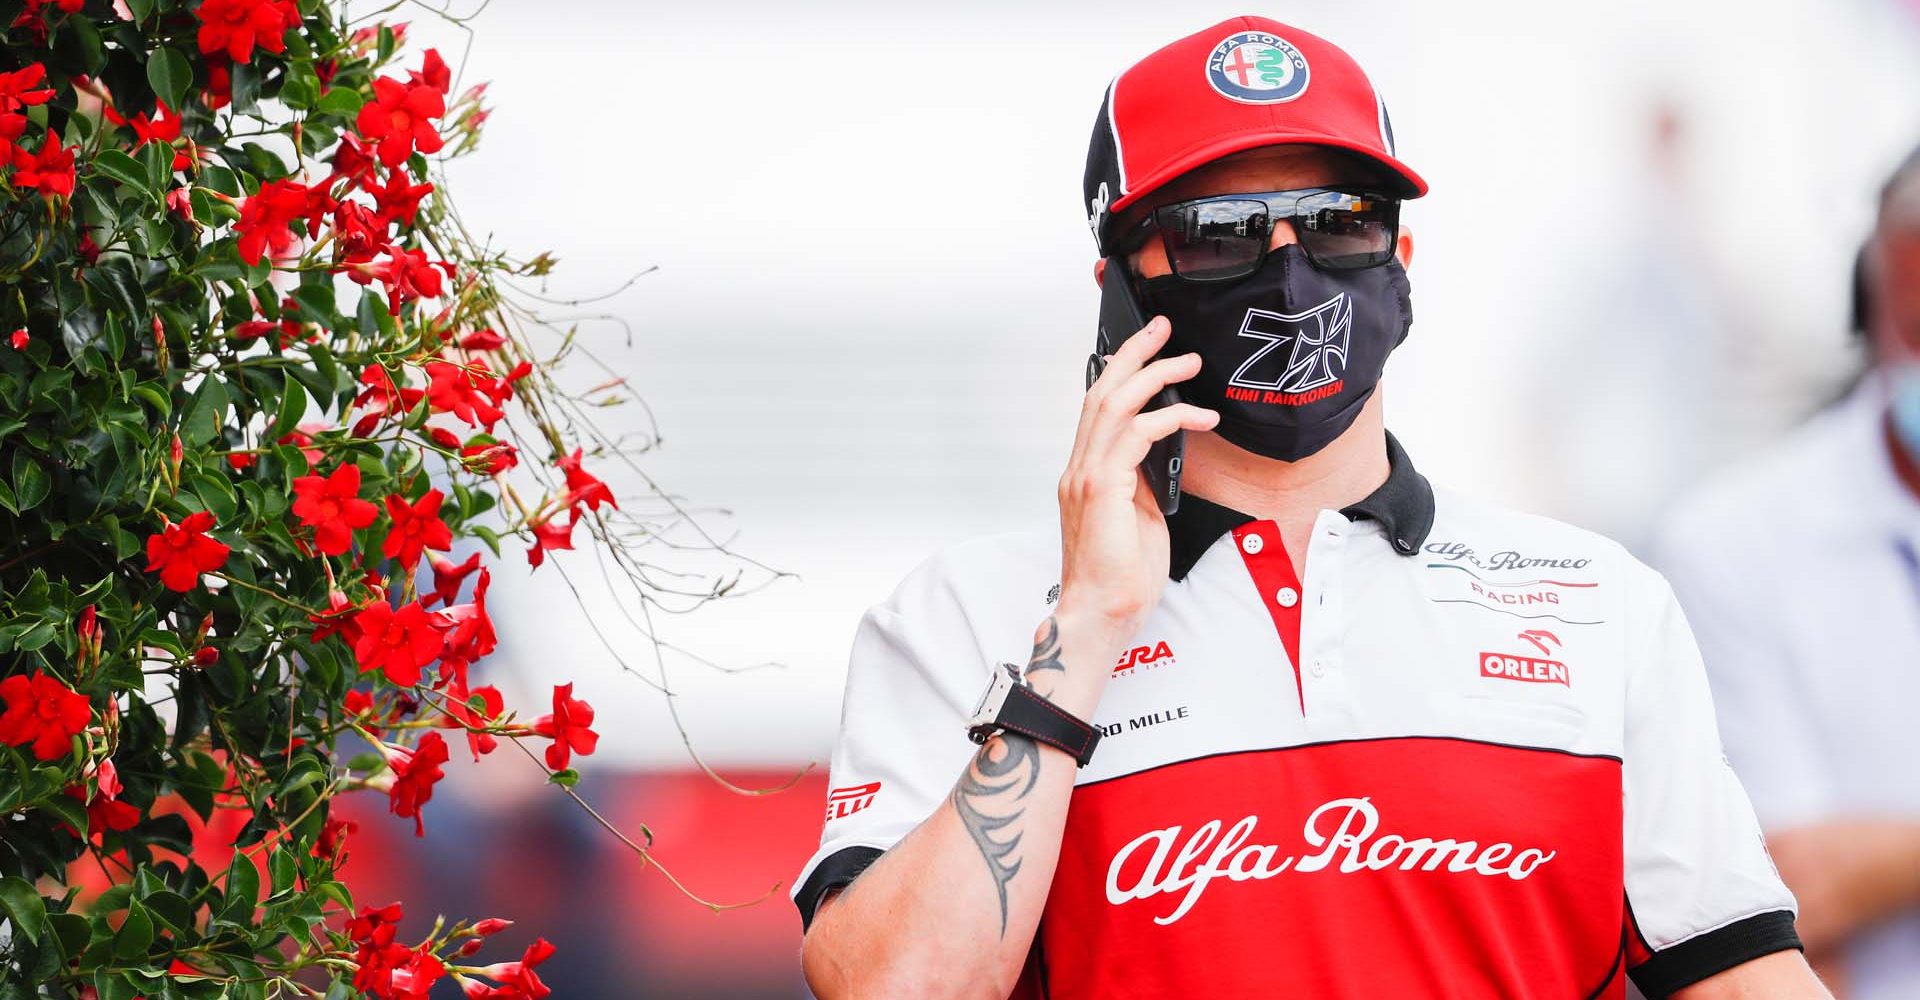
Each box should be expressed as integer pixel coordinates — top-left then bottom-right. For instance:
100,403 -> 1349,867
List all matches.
1654,144 -> 1920,999
793,15 -> 1827,999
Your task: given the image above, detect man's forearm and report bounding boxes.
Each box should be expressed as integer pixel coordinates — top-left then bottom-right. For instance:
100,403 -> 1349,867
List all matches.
801,613 -> 1120,1000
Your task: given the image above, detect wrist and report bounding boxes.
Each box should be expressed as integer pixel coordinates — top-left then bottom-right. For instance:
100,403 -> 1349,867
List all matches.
1025,609 -> 1130,718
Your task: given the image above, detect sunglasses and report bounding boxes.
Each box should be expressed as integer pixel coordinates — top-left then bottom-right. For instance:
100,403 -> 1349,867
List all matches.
1114,187 -> 1401,281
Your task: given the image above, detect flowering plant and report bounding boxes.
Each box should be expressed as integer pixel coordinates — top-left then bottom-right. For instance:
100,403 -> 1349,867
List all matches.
0,2 -> 757,997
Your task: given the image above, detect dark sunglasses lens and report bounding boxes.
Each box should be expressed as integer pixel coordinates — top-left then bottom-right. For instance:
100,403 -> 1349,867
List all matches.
1161,200 -> 1270,280
1297,196 -> 1398,270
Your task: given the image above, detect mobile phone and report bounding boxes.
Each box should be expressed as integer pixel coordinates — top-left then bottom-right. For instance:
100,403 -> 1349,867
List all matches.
1085,256 -> 1184,515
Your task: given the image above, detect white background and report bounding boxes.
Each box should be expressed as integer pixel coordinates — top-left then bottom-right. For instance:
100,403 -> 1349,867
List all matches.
386,0 -> 1920,767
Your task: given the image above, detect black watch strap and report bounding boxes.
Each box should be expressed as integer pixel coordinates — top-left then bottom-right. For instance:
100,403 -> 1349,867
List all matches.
996,683 -> 1102,766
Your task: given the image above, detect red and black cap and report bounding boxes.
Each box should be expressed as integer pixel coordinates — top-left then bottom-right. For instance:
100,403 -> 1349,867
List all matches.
1084,15 -> 1428,255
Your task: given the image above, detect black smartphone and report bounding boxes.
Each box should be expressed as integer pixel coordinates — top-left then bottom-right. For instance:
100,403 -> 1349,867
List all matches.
1085,256 -> 1184,515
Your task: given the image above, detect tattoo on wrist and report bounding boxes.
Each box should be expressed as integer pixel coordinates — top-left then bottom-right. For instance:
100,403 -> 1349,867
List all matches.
949,733 -> 1042,937
1026,616 -> 1066,680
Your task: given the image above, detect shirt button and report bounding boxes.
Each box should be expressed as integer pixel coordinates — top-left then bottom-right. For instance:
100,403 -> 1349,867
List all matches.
1241,534 -> 1264,555
1310,660 -> 1326,678
1275,587 -> 1299,608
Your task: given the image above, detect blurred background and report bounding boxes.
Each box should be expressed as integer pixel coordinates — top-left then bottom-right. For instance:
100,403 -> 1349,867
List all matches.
334,0 -> 1920,995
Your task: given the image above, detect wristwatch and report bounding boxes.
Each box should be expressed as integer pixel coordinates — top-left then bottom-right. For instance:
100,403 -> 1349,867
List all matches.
965,662 -> 1102,767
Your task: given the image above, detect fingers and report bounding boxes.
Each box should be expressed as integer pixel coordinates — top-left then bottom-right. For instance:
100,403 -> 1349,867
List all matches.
1103,352 -> 1203,420
1074,316 -> 1171,449
1111,403 -> 1219,466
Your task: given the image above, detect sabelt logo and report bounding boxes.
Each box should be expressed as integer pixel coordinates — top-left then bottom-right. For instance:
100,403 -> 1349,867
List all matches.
1113,641 -> 1176,675
825,781 -> 880,822
1105,797 -> 1558,925
1479,629 -> 1569,686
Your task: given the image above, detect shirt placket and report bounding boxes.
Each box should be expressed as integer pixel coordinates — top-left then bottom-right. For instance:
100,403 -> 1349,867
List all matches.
1228,510 -> 1352,721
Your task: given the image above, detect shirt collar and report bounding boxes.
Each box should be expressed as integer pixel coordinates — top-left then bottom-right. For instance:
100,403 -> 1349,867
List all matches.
1166,431 -> 1436,582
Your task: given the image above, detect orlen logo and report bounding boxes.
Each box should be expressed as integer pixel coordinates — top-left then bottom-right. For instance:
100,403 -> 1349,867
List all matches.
1479,630 -> 1569,686
1113,641 -> 1176,676
825,781 -> 880,822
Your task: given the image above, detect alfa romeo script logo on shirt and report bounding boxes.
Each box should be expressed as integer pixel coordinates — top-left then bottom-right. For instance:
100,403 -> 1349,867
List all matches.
1106,796 -> 1559,925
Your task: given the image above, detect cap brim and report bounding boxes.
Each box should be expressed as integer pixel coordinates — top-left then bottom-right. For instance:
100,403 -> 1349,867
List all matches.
1109,132 -> 1428,223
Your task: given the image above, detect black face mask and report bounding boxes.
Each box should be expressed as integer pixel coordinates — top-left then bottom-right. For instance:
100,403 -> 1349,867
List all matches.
1139,244 -> 1412,462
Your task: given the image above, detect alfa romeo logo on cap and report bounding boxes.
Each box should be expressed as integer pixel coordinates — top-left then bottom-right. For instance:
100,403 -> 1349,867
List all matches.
1206,31 -> 1310,104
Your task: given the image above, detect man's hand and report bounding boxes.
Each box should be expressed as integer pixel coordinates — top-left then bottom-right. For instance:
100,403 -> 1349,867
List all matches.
1053,313 -> 1217,702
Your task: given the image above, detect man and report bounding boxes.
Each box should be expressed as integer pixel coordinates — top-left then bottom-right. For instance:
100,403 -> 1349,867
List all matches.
795,16 -> 1829,998
1654,146 -> 1920,999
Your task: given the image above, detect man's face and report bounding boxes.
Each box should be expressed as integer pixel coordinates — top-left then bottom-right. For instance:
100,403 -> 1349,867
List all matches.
1104,144 -> 1413,283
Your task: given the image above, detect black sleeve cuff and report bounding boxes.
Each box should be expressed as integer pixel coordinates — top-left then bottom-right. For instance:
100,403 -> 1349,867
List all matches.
794,846 -> 885,931
1627,909 -> 1803,998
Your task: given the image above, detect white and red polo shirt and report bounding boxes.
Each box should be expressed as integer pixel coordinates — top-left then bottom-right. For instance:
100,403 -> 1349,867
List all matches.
794,435 -> 1800,998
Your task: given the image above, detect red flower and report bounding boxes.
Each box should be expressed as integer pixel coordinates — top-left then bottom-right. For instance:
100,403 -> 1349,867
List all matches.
382,489 -> 453,570
436,569 -> 496,686
194,0 -> 301,63
351,600 -> 443,687
426,426 -> 462,451
557,448 -> 616,513
460,442 -> 518,475
368,168 -> 433,225
11,140 -> 76,199
332,200 -> 387,264
0,113 -> 25,160
468,938 -> 556,1000
427,552 -> 482,607
425,359 -> 507,431
328,132 -> 378,190
355,74 -> 446,168
0,671 -> 92,761
354,246 -> 447,315
459,329 -> 505,351
203,55 -> 233,109
292,464 -> 380,555
409,49 -> 451,94
531,683 -> 598,771
234,178 -> 311,265
524,516 -> 574,569
0,64 -> 54,113
386,732 -> 449,836
389,947 -> 445,1000
145,511 -> 230,591
349,903 -> 413,996
315,815 -> 357,859
63,783 -> 140,842
103,101 -> 190,170
8,329 -> 26,350
344,688 -> 376,724
351,366 -> 426,436
437,681 -> 502,761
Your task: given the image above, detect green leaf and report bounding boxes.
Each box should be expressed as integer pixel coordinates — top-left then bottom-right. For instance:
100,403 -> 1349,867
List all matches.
548,768 -> 580,787
269,371 -> 307,440
91,150 -> 151,196
180,376 -> 229,446
221,854 -> 258,923
314,87 -> 364,118
11,451 -> 51,512
146,48 -> 192,111
0,875 -> 48,944
114,907 -> 153,959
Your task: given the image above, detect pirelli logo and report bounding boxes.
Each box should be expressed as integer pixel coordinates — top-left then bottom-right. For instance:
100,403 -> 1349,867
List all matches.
1478,652 -> 1569,687
826,781 -> 881,821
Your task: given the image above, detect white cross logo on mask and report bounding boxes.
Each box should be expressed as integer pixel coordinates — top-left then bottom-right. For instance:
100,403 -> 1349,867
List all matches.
1228,293 -> 1352,395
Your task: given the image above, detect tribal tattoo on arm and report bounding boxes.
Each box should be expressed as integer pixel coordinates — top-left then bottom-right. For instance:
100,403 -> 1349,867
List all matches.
949,615 -> 1069,936
950,732 -> 1043,937
1024,614 -> 1067,682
